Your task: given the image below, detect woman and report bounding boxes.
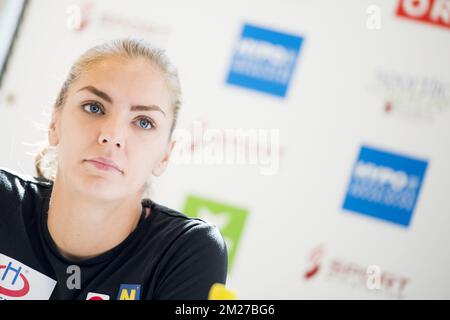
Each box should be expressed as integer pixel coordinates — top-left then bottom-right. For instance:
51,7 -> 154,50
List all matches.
0,38 -> 227,300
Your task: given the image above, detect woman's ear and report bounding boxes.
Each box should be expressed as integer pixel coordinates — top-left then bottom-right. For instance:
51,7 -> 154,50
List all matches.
48,111 -> 60,147
152,139 -> 176,177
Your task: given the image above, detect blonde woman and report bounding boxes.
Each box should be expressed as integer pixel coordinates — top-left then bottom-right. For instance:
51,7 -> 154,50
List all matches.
0,38 -> 227,300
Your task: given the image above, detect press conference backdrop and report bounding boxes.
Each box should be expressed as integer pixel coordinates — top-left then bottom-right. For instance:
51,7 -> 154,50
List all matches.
0,0 -> 449,299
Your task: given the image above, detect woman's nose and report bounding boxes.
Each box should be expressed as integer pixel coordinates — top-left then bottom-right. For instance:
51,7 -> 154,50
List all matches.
98,117 -> 125,149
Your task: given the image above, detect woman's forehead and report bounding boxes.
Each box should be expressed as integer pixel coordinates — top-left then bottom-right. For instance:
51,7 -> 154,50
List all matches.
71,57 -> 172,111
92,55 -> 159,70
83,56 -> 164,85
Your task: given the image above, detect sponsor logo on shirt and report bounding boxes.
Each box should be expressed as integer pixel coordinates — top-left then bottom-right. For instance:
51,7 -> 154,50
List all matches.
116,284 -> 141,300
342,145 -> 428,227
86,292 -> 110,300
226,23 -> 304,98
0,253 -> 57,300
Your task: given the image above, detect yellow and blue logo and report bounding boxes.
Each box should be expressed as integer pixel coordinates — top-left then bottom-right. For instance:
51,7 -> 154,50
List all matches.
116,284 -> 141,300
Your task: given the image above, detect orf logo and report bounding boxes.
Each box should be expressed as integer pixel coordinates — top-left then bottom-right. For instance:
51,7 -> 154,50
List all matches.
0,262 -> 30,298
396,0 -> 450,30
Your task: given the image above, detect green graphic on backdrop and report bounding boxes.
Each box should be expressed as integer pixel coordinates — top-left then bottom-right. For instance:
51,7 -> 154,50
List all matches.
182,195 -> 248,273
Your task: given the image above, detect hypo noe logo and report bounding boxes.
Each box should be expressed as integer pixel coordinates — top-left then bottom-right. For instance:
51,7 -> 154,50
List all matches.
0,253 -> 56,300
342,145 -> 428,227
226,23 -> 304,98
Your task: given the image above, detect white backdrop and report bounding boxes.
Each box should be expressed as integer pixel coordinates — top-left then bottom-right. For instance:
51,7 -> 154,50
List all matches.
0,0 -> 449,299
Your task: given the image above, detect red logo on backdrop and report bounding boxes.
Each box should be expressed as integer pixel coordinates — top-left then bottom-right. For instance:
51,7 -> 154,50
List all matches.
77,1 -> 93,31
302,244 -> 411,298
0,263 -> 30,298
304,245 -> 324,280
396,0 -> 450,29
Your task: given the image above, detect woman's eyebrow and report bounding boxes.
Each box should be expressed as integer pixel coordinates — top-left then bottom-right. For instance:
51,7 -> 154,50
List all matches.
131,105 -> 166,117
77,85 -> 166,117
78,85 -> 112,103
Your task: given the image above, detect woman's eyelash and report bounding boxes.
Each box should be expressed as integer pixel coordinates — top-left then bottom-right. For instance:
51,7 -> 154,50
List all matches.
82,102 -> 104,114
81,102 -> 156,130
136,117 -> 156,130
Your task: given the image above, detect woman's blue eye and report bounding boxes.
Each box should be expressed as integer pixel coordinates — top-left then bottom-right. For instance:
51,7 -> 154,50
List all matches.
137,118 -> 153,130
83,103 -> 103,114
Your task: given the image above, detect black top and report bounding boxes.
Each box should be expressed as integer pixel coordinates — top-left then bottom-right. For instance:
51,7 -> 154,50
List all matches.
0,167 -> 227,300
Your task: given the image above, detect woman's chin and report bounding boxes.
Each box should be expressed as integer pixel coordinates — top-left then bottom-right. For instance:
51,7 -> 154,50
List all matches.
74,177 -> 122,200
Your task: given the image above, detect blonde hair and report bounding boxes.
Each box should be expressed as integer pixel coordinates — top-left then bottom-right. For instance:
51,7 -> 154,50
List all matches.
34,38 -> 182,195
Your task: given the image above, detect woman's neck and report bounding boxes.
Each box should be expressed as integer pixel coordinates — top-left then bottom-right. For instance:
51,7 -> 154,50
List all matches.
47,176 -> 143,262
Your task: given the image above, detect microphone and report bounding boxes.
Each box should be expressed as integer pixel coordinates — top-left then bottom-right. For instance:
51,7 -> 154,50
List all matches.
208,283 -> 237,300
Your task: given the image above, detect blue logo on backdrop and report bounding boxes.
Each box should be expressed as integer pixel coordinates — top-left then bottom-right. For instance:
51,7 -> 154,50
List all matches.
226,23 -> 303,98
342,145 -> 428,227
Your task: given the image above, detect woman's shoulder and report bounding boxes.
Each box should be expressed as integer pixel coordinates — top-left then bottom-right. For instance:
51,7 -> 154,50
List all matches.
144,201 -> 228,299
0,167 -> 52,199
151,201 -> 222,233
149,200 -> 227,250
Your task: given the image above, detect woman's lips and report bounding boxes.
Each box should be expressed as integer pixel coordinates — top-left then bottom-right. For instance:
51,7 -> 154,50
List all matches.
85,159 -> 122,174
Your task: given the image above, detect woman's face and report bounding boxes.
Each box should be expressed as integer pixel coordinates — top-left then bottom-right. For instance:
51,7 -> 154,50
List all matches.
49,56 -> 176,201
